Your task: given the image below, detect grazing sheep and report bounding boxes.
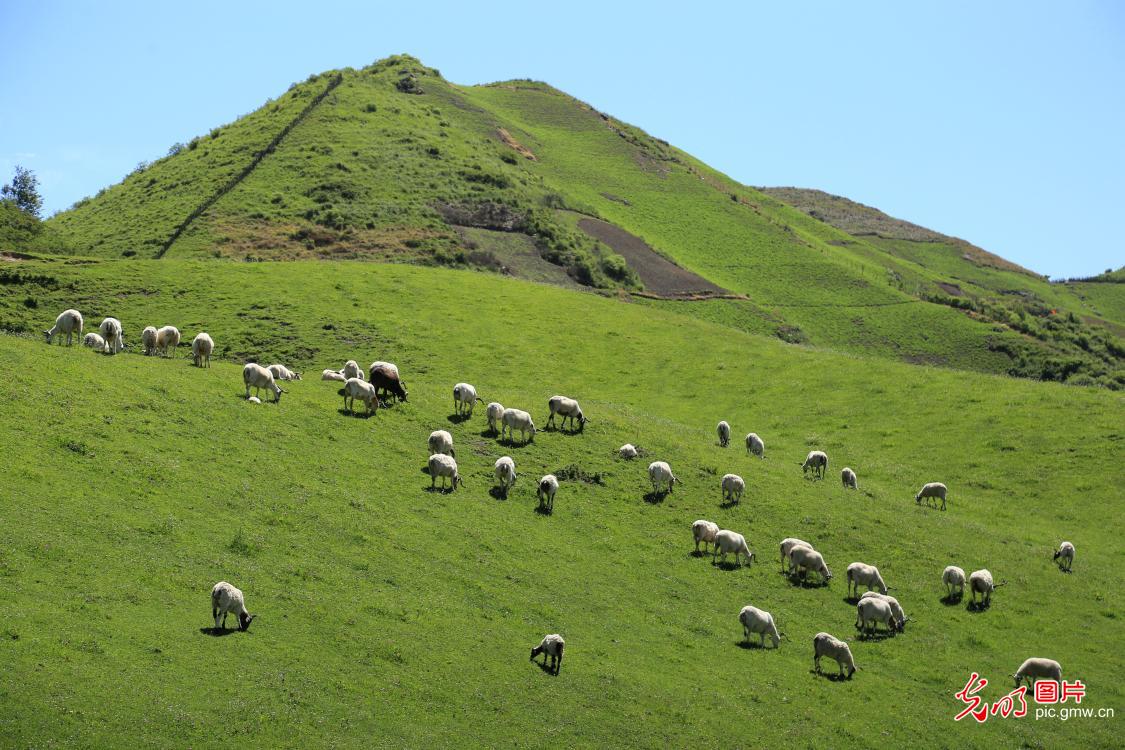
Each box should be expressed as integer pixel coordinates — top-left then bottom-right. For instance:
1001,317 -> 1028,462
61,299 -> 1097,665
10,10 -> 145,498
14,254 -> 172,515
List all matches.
342,360 -> 364,380
99,317 -> 124,354
369,362 -> 408,404
321,369 -> 347,382
1053,541 -> 1075,572
141,326 -> 158,356
243,363 -> 283,403
537,474 -> 559,512
453,382 -> 483,416
942,565 -> 966,598
712,529 -> 754,567
191,332 -> 213,368
813,632 -> 856,679
915,482 -> 948,511
268,364 -> 302,381
789,545 -> 832,583
368,361 -> 399,378
547,395 -> 587,432
802,450 -> 828,478
721,473 -> 745,504
969,569 -> 1006,607
647,461 -> 678,495
486,402 -> 505,434
859,592 -> 908,631
739,605 -> 782,648
156,325 -> 180,358
341,377 -> 378,415
841,467 -> 858,489
211,581 -> 255,632
745,432 -> 765,458
846,562 -> 888,597
428,453 -> 463,491
717,420 -> 731,447
494,456 -> 516,497
82,332 -> 106,350
779,538 -> 812,571
530,634 -> 564,674
1013,658 -> 1062,688
44,309 -> 83,346
247,396 -> 262,404
692,519 -> 720,554
500,408 -> 536,443
428,429 -> 454,457
855,596 -> 900,636
619,443 -> 639,459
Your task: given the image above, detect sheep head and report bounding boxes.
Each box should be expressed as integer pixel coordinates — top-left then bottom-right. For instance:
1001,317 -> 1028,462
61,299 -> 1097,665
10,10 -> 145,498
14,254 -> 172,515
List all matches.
239,612 -> 255,631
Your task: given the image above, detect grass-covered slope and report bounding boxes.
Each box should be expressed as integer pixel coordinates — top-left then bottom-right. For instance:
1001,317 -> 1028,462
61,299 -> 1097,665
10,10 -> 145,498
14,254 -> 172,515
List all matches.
1,260 -> 1121,748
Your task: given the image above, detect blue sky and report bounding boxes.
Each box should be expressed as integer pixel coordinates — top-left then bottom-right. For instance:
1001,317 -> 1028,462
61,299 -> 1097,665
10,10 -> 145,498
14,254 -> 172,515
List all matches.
1,1 -> 1121,277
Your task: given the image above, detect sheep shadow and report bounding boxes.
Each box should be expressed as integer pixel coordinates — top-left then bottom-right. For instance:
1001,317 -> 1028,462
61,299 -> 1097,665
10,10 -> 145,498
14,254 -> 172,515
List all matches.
446,413 -> 472,425
488,486 -> 508,501
966,600 -> 992,613
199,626 -> 239,637
789,576 -> 830,589
856,629 -> 896,642
1056,566 -> 1073,574
719,499 -> 740,510
711,560 -> 747,572
940,593 -> 963,606
735,640 -> 769,650
690,550 -> 708,559
497,437 -> 533,449
337,408 -> 375,419
842,596 -> 860,605
546,426 -> 584,437
534,660 -> 560,676
419,466 -> 432,475
479,428 -> 500,439
423,485 -> 456,495
811,669 -> 853,682
642,491 -> 667,504
534,503 -> 553,516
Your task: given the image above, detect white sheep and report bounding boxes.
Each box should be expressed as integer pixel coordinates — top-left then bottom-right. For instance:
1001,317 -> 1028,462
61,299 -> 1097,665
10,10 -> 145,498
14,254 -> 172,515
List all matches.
692,519 -> 720,554
745,432 -> 765,458
647,461 -> 678,495
712,529 -> 754,567
486,402 -> 505,434
268,364 -> 302,381
211,581 -> 255,631
915,482 -> 948,511
82,332 -> 106,350
537,474 -> 559,512
342,377 -> 378,415
453,382 -> 482,416
789,545 -> 832,583
739,605 -> 782,648
721,473 -> 745,504
428,429 -> 454,457
45,309 -> 83,346
141,326 -> 158,356
813,632 -> 856,679
501,408 -> 536,443
858,591 -> 908,631
942,565 -> 966,599
428,453 -> 463,491
156,325 -> 180,358
1013,658 -> 1062,688
191,332 -> 213,368
494,456 -> 516,497
619,443 -> 639,459
969,568 -> 1006,607
530,634 -> 564,674
779,537 -> 812,571
802,450 -> 828,478
243,363 -> 283,403
99,317 -> 124,354
321,369 -> 347,382
547,395 -> 586,432
846,562 -> 888,597
342,360 -> 364,380
1053,541 -> 1075,572
368,361 -> 398,378
841,467 -> 858,489
855,596 -> 899,636
716,420 -> 731,447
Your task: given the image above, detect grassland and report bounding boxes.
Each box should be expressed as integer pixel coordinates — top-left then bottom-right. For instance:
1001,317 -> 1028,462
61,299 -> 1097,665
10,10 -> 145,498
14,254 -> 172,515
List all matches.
1,259 -> 1121,748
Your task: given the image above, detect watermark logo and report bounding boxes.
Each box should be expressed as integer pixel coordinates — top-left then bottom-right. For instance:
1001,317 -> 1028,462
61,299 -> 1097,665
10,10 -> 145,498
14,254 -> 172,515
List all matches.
954,673 -> 1111,722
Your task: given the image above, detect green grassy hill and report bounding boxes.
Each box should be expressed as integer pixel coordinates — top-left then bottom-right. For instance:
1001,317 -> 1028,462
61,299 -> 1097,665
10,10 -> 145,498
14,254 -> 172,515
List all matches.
1,259 -> 1122,747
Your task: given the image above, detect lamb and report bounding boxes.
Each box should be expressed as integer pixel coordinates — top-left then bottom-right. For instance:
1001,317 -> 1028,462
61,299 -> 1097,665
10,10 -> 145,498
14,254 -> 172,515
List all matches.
712,529 -> 754,567
789,545 -> 832,583
369,362 -> 408,404
813,632 -> 856,679
647,461 -> 678,495
855,596 -> 900,636
486,402 -> 505,434
243,363 -> 283,403
428,429 -> 454,457
969,568 -> 1006,607
211,581 -> 255,631
342,360 -> 364,380
530,634 -> 565,674
1013,658 -> 1062,688
45,309 -> 83,346
942,565 -> 966,599
739,605 -> 783,648
841,467 -> 858,489
494,456 -> 516,497
500,408 -> 536,443
191,332 -> 213,368
341,377 -> 378,415
99,317 -> 124,354
915,482 -> 948,511
846,562 -> 888,597
82,332 -> 106,350
721,473 -> 745,504
453,382 -> 483,416
858,591 -> 908,631
546,395 -> 587,432
537,474 -> 559,512
428,453 -> 463,491
619,443 -> 638,459
716,420 -> 731,447
779,538 -> 811,572
802,450 -> 828,478
140,326 -> 158,355
1053,541 -> 1075,572
321,369 -> 347,382
692,520 -> 720,554
156,325 -> 180,357
745,432 -> 765,458
268,364 -> 302,381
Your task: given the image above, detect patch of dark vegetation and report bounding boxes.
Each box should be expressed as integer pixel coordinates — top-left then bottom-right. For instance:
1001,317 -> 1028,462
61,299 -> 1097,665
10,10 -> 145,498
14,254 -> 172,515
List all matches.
436,201 -> 527,232
554,464 -> 605,485
460,170 -> 511,190
601,193 -> 630,206
0,270 -> 61,289
62,439 -> 93,457
775,325 -> 807,345
395,73 -> 423,94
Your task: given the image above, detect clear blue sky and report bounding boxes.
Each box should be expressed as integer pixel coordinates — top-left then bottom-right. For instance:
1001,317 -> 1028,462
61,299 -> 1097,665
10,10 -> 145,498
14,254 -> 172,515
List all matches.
2,1 -> 1122,277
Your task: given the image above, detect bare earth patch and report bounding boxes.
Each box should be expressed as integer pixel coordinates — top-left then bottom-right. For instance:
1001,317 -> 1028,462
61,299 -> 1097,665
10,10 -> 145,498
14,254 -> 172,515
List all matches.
496,128 -> 536,160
